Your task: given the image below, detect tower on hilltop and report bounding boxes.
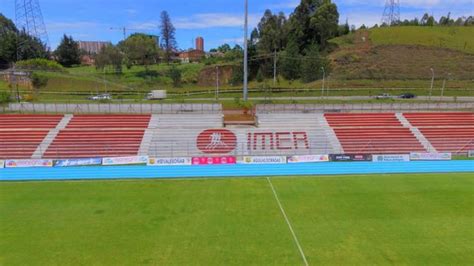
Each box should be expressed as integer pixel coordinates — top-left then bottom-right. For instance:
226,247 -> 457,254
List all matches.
382,0 -> 401,26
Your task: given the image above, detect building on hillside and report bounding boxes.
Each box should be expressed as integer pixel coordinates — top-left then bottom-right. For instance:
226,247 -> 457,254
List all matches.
78,41 -> 111,54
207,51 -> 225,58
77,41 -> 111,66
196,37 -> 204,51
179,49 -> 206,63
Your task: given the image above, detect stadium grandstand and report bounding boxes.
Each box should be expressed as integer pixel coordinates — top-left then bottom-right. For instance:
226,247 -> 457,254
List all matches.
1,111 -> 472,160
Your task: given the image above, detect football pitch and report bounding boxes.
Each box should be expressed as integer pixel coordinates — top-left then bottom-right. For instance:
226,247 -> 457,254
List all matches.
1,173 -> 473,265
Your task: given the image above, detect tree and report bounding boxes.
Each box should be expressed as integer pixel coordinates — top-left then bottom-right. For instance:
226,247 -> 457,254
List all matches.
55,35 -> 81,67
256,67 -> 264,82
31,72 -> 48,95
168,66 -> 182,87
256,10 -> 287,54
439,12 -> 453,26
160,11 -> 177,64
0,13 -> 49,68
119,33 -> 160,69
229,65 -> 243,86
253,10 -> 288,78
309,0 -> 339,49
16,31 -> 50,61
287,0 -> 339,52
337,19 -> 350,36
95,45 -> 124,73
420,13 -> 430,25
465,16 -> 474,26
301,44 -> 328,83
279,39 -> 301,80
217,44 -> 232,53
426,16 -> 436,26
0,18 -> 17,68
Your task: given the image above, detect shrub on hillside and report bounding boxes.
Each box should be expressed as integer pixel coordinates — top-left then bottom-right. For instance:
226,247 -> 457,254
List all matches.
31,72 -> 49,94
0,91 -> 11,104
168,66 -> 182,88
16,59 -> 65,72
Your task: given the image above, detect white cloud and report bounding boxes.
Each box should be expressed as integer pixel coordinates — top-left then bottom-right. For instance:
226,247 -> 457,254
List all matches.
174,13 -> 260,29
45,21 -> 100,31
125,9 -> 138,15
129,13 -> 261,31
219,37 -> 245,45
337,0 -> 473,8
268,0 -> 299,9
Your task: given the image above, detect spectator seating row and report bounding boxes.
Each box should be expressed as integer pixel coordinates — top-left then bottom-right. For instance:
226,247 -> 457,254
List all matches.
325,113 -> 426,154
1,113 -> 472,159
0,115 -> 63,159
44,115 -> 151,158
404,112 -> 474,154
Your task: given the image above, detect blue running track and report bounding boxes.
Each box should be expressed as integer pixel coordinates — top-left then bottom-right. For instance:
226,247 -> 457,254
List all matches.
0,161 -> 473,181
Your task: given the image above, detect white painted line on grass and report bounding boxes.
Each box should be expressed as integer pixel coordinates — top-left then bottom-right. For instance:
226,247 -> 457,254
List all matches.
267,177 -> 309,266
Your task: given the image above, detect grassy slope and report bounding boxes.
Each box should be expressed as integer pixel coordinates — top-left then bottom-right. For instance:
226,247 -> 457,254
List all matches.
329,27 -> 474,81
370,26 -> 474,54
1,26 -> 473,103
1,173 -> 473,265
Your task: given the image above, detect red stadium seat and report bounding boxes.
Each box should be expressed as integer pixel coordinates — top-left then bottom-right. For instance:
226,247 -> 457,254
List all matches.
325,113 -> 426,154
43,115 -> 151,158
404,113 -> 474,153
0,115 -> 63,159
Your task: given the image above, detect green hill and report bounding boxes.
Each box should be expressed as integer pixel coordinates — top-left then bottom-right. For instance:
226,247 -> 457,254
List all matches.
370,26 -> 474,54
329,26 -> 474,80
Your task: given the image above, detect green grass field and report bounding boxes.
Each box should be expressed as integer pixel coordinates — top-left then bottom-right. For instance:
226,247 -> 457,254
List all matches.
370,26 -> 474,54
1,173 -> 473,265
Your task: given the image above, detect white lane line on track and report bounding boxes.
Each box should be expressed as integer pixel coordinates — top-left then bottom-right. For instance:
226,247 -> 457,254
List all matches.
267,177 -> 309,266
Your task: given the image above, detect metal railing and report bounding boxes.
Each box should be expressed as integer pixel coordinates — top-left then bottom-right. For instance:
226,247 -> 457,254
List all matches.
3,103 -> 222,114
256,103 -> 474,113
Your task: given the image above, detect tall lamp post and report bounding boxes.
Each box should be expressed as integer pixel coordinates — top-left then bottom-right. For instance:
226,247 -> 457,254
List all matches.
429,68 -> 435,101
321,67 -> 325,98
441,73 -> 451,99
216,66 -> 219,100
243,0 -> 249,101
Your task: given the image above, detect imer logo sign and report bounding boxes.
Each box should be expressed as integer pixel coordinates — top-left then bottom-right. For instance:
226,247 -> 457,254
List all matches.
196,129 -> 310,154
197,129 -> 237,154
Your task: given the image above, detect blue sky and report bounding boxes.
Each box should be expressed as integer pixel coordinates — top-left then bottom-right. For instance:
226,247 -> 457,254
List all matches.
1,0 -> 472,50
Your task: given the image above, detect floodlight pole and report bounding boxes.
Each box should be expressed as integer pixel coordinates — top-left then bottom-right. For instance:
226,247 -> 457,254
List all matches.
243,0 -> 249,101
429,68 -> 434,101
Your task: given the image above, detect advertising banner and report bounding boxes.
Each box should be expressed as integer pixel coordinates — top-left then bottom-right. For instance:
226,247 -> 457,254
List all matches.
287,155 -> 329,164
469,150 -> 474,158
5,159 -> 53,168
239,156 -> 287,164
410,153 -> 452,161
192,156 -> 237,165
102,156 -> 148,166
329,154 -> 372,162
148,157 -> 192,166
54,158 -> 102,167
372,154 -> 410,162
0,160 -> 4,168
